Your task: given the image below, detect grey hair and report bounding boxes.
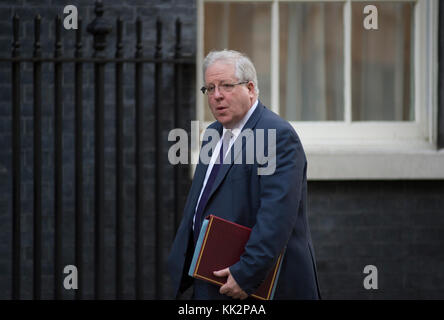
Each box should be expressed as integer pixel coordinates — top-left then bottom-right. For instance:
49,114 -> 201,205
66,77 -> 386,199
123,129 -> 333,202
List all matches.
203,49 -> 259,96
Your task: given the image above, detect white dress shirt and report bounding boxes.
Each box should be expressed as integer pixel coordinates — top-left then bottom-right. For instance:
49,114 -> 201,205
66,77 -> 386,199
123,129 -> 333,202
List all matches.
193,100 -> 258,230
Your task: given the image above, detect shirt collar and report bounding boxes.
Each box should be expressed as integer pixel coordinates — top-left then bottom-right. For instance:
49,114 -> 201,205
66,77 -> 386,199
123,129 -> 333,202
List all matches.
222,99 -> 258,140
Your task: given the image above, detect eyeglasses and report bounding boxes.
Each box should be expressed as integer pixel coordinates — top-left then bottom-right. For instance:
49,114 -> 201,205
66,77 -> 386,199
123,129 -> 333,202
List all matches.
200,81 -> 249,95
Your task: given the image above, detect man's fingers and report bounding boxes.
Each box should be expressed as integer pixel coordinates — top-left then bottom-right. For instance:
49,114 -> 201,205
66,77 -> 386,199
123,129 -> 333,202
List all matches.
219,283 -> 230,295
232,290 -> 247,300
215,268 -> 248,300
240,292 -> 248,300
228,289 -> 239,299
213,268 -> 230,278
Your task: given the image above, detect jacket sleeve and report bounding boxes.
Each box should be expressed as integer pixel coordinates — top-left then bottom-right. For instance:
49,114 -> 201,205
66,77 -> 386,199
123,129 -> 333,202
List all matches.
229,125 -> 306,295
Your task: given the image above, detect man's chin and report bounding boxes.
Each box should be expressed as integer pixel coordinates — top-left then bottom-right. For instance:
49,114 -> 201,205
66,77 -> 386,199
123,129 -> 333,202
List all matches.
215,116 -> 232,127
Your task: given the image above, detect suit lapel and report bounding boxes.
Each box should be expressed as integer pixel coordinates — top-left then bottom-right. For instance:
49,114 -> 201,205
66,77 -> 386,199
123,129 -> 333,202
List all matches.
207,102 -> 265,202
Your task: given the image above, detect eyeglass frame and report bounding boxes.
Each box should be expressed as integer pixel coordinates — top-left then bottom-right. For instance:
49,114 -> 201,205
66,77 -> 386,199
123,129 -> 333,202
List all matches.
200,81 -> 250,95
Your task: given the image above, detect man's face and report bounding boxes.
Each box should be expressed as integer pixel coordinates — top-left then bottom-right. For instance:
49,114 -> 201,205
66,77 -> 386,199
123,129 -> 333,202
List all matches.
204,61 -> 255,129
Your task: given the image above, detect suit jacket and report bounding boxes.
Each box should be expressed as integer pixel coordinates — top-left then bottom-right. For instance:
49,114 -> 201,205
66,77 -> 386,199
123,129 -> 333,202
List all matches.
167,101 -> 321,299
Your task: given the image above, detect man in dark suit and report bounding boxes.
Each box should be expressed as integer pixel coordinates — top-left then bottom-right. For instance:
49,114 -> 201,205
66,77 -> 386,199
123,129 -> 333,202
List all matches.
167,50 -> 320,299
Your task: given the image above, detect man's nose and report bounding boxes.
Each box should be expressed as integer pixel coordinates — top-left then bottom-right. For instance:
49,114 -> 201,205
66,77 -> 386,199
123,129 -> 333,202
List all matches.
213,86 -> 224,99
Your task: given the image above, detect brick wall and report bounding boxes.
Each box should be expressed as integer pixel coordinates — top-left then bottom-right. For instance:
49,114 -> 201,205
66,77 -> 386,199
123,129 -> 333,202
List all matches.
309,180 -> 444,299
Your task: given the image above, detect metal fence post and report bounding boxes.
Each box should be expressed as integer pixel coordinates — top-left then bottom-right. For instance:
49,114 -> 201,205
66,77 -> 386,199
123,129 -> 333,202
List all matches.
87,0 -> 111,300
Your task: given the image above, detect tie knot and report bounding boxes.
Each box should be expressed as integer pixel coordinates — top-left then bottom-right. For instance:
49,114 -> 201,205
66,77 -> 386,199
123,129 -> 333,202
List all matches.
223,129 -> 233,143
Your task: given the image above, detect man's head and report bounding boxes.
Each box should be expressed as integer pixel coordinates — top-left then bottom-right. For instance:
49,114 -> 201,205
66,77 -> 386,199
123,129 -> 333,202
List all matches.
202,50 -> 259,129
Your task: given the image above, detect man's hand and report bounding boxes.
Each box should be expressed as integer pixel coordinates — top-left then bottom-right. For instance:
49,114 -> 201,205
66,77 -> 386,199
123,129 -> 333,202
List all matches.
213,268 -> 248,300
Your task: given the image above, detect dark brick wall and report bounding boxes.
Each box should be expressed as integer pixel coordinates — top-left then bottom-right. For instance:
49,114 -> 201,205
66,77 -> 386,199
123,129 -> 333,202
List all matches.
309,180 -> 444,299
0,0 -> 195,299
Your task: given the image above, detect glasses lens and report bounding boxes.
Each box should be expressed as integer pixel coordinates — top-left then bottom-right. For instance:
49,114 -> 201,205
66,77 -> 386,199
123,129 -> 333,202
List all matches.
207,85 -> 215,95
220,84 -> 234,93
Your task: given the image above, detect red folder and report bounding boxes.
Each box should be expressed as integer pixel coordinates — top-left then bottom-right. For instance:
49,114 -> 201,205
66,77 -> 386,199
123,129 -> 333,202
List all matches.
188,214 -> 284,300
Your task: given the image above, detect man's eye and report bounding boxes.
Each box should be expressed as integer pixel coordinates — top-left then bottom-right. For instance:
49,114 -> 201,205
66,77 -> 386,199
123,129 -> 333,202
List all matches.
222,84 -> 234,89
207,86 -> 215,92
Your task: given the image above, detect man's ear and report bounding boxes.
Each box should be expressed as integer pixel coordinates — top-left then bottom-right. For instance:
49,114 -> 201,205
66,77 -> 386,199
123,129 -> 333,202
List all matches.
247,81 -> 255,96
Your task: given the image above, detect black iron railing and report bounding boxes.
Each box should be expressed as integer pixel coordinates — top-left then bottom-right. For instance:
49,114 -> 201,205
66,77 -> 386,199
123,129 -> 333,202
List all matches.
0,0 -> 194,300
